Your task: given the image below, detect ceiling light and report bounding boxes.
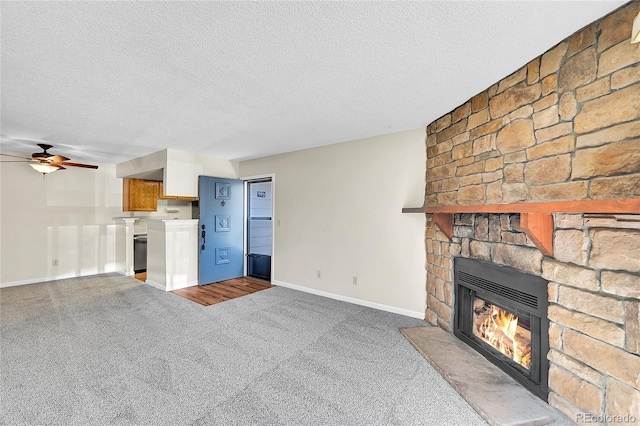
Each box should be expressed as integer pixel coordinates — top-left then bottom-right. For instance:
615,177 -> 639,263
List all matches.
633,11 -> 640,44
30,162 -> 60,175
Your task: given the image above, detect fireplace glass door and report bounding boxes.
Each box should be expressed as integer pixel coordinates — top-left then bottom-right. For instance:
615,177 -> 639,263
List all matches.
472,297 -> 532,371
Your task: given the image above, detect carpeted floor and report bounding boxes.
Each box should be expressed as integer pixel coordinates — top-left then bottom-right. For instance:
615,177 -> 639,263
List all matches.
0,273 -> 487,425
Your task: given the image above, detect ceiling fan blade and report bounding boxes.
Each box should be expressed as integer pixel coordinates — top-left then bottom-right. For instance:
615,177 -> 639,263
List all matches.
49,155 -> 70,163
62,161 -> 99,169
0,152 -> 32,160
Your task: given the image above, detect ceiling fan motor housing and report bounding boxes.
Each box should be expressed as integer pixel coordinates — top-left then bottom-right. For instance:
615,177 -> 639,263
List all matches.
33,144 -> 54,159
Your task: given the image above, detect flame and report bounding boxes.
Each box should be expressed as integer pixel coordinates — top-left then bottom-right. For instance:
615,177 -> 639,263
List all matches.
474,301 -> 531,370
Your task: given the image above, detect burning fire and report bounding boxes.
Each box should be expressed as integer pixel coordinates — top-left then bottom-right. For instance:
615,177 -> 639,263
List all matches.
473,299 -> 532,370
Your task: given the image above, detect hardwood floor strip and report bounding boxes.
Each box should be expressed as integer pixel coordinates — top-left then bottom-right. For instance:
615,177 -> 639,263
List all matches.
201,287 -> 242,299
214,281 -> 255,294
227,284 -> 267,296
195,286 -> 234,299
232,285 -> 271,294
134,272 -> 147,282
224,282 -> 266,291
170,277 -> 274,306
175,291 -> 228,306
230,278 -> 272,290
214,282 -> 253,294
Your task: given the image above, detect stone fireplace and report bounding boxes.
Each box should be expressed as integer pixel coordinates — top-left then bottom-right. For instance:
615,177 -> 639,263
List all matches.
419,2 -> 640,422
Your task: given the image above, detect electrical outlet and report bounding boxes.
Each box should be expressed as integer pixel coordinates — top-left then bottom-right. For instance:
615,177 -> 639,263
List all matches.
52,259 -> 59,267
316,270 -> 321,278
352,276 -> 358,285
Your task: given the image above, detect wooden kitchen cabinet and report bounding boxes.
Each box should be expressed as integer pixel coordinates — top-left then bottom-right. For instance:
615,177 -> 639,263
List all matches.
123,178 -> 159,211
158,181 -> 197,201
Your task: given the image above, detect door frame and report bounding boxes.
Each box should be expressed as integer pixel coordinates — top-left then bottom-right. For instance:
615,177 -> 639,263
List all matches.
241,173 -> 275,282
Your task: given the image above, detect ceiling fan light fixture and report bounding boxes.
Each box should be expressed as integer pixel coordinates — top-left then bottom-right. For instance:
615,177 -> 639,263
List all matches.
29,162 -> 60,175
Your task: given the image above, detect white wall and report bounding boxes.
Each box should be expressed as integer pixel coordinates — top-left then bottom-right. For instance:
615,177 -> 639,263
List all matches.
239,129 -> 426,317
195,151 -> 239,180
0,156 -> 122,286
116,149 -> 166,179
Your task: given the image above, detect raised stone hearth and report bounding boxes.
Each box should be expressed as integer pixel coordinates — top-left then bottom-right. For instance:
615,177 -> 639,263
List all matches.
402,327 -> 569,426
420,2 -> 640,422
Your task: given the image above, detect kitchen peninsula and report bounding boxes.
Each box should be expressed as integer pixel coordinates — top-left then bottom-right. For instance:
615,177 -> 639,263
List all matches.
146,219 -> 198,291
115,218 -> 198,291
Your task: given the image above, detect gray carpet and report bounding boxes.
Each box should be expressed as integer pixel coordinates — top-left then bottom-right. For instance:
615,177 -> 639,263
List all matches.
0,274 -> 486,425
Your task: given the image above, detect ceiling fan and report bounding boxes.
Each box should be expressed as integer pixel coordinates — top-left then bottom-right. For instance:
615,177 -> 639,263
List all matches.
0,143 -> 98,176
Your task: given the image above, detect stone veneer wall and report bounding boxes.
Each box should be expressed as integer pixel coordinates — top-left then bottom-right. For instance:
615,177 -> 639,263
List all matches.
423,2 -> 640,422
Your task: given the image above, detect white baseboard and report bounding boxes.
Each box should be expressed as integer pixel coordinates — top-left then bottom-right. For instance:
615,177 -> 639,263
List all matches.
273,280 -> 425,319
1,268 -> 118,289
0,274 -> 74,288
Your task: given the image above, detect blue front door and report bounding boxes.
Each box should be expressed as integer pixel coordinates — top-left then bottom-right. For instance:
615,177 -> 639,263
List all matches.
198,176 -> 244,284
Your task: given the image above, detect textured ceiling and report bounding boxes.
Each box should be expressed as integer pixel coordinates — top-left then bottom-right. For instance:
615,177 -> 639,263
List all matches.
0,1 -> 627,164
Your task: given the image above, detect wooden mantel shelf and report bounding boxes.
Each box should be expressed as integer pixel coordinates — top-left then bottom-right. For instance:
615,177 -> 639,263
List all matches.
402,198 -> 640,257
402,198 -> 640,214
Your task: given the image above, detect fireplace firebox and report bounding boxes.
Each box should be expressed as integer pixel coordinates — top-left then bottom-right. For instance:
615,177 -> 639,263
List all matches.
454,257 -> 549,401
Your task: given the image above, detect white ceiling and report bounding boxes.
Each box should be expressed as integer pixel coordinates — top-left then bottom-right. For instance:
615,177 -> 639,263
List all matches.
0,1 -> 627,164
